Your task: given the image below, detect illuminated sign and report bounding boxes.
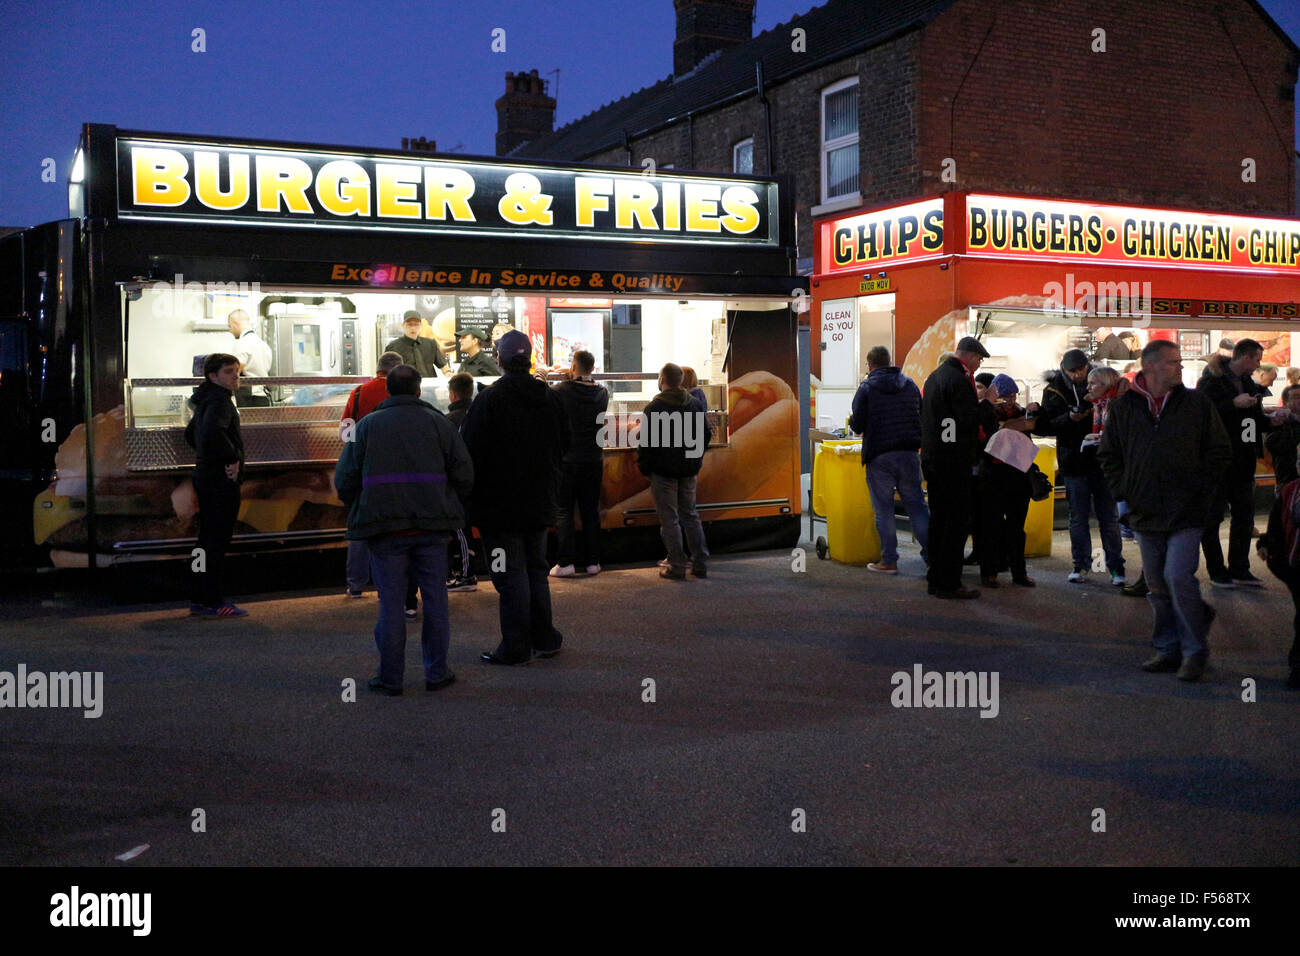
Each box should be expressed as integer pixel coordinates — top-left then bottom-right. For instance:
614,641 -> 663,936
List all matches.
115,137 -> 778,246
966,194 -> 1300,271
819,198 -> 944,273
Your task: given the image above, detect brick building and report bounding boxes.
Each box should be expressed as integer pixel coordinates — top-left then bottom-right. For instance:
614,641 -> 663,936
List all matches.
497,0 -> 1298,275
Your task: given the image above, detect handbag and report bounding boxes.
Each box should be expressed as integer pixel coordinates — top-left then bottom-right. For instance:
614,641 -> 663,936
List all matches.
1027,463 -> 1053,502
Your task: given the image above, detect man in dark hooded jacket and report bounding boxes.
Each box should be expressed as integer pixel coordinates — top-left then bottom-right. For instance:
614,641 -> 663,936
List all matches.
639,363 -> 712,580
849,346 -> 928,573
1035,348 -> 1124,585
461,330 -> 569,664
186,353 -> 247,617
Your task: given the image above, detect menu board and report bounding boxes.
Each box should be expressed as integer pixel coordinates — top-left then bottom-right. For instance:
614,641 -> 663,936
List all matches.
454,296 -> 511,359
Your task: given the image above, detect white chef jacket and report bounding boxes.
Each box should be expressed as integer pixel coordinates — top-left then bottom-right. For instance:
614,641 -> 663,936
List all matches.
233,329 -> 273,396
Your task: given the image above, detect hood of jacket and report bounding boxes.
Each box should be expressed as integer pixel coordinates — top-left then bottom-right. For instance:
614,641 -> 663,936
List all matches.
866,365 -> 908,394
189,379 -> 234,410
1042,367 -> 1086,407
556,377 -> 608,405
1201,353 -> 1229,378
652,386 -> 694,407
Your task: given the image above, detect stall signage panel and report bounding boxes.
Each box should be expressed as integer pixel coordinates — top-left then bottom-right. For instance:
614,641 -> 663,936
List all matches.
966,194 -> 1300,272
819,198 -> 944,274
115,137 -> 779,246
1148,297 -> 1300,318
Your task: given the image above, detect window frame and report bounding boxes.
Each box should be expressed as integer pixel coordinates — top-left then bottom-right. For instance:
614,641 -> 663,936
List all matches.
732,137 -> 754,175
820,77 -> 860,205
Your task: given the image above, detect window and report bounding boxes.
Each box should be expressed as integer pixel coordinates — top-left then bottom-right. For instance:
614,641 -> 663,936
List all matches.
820,78 -> 859,203
733,138 -> 754,175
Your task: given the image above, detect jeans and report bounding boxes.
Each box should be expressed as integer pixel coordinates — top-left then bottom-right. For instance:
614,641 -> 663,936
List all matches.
369,532 -> 451,688
481,529 -> 562,662
650,474 -> 709,572
1063,470 -> 1124,574
864,450 -> 930,565
1202,473 -> 1256,577
556,461 -> 603,568
1136,527 -> 1211,662
191,475 -> 240,607
346,538 -> 370,592
922,459 -> 972,592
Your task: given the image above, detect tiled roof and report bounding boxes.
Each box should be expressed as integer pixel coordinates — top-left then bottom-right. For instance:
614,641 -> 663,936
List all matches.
510,0 -> 958,161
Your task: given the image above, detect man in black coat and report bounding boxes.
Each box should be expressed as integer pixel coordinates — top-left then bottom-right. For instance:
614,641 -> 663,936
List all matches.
1196,339 -> 1281,587
186,353 -> 247,617
461,330 -> 569,664
1265,385 -> 1300,489
1099,340 -> 1230,681
384,310 -> 447,379
920,335 -> 990,599
550,349 -> 610,577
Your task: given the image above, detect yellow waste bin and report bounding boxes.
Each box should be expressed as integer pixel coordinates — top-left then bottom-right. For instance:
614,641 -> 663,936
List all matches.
1023,441 -> 1056,558
812,440 -> 881,566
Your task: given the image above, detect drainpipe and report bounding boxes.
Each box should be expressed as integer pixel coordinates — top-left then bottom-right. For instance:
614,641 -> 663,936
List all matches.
756,61 -> 773,174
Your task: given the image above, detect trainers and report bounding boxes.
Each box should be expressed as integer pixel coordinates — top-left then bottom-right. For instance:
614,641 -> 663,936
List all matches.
549,564 -> 576,578
657,558 -> 671,569
189,603 -> 207,615
586,564 -> 601,575
867,562 -> 898,574
1231,571 -> 1264,588
446,575 -> 478,592
1067,569 -> 1086,583
404,607 -> 418,621
1120,528 -> 1136,540
659,566 -> 687,580
346,588 -> 364,599
1176,657 -> 1207,682
1110,572 -> 1126,587
199,602 -> 247,618
1141,653 -> 1181,672
1209,573 -> 1235,589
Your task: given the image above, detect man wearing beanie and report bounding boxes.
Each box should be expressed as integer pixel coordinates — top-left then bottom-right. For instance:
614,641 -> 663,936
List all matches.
1036,347 -> 1125,585
461,330 -> 568,664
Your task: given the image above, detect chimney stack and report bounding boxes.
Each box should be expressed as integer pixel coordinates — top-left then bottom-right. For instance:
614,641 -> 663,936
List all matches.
674,0 -> 754,77
495,69 -> 556,155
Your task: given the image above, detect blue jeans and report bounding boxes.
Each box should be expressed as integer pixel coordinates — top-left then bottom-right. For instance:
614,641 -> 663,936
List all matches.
368,532 -> 451,688
1064,470 -> 1124,574
481,529 -> 562,662
868,450 -> 930,564
1136,527 -> 1211,662
864,450 -> 930,565
650,474 -> 709,572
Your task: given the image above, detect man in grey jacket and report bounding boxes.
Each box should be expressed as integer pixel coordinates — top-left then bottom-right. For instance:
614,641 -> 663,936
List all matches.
334,365 -> 474,695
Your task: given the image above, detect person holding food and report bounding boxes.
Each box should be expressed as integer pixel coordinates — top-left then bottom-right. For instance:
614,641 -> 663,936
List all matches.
640,363 -> 712,580
384,310 -> 447,379
456,328 -> 502,378
186,353 -> 248,617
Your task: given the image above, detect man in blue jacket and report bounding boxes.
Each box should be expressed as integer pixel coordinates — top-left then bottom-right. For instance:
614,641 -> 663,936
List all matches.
334,365 -> 474,695
850,346 -> 929,574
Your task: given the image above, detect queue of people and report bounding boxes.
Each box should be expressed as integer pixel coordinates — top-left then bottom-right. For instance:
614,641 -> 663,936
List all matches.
852,333 -> 1298,687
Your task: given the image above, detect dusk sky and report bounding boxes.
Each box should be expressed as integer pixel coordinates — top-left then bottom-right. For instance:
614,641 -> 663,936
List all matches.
2,0 -> 1298,228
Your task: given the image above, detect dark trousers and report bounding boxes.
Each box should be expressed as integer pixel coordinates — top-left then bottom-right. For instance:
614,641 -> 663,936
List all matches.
482,529 -> 563,662
1283,576 -> 1300,671
556,461 -> 603,568
191,475 -> 241,607
978,462 -> 1030,579
369,532 -> 451,688
1202,472 -> 1256,577
923,459 -> 972,592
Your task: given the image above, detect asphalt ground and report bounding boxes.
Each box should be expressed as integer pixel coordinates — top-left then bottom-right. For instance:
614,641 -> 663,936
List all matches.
0,528 -> 1297,869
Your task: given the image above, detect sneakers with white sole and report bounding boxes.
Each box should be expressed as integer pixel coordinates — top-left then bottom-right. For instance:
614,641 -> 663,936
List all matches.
586,564 -> 600,575
1110,572 -> 1126,587
867,562 -> 898,574
549,564 -> 576,578
1067,569 -> 1086,583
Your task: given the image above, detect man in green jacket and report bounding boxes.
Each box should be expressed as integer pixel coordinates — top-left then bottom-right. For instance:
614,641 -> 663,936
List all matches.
334,364 -> 473,694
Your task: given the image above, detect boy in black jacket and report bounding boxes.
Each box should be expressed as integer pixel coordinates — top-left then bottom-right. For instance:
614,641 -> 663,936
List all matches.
639,363 -> 712,580
186,353 -> 247,617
